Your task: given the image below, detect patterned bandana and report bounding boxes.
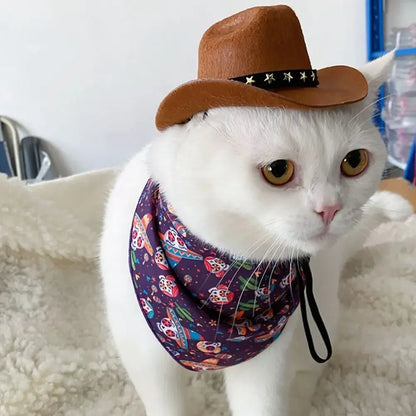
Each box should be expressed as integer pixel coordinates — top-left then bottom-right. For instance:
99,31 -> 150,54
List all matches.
128,179 -> 331,371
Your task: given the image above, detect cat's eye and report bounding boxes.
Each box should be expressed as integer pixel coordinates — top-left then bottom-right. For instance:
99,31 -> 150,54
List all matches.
341,149 -> 369,177
261,160 -> 295,186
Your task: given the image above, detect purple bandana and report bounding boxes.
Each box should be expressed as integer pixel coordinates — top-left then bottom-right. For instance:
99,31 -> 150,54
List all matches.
128,179 -> 331,371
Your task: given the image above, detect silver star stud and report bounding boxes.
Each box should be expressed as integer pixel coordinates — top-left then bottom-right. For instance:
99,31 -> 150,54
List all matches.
300,71 -> 307,82
283,72 -> 293,83
245,76 -> 255,85
310,71 -> 316,81
264,73 -> 275,84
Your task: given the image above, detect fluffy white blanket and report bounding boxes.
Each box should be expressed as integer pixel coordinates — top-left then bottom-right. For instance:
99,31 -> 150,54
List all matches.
0,171 -> 415,416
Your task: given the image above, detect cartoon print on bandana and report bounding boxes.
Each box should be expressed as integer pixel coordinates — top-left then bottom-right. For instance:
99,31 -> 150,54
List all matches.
224,315 -> 261,337
155,246 -> 169,270
159,275 -> 179,298
206,285 -> 235,305
131,213 -> 154,256
196,340 -> 222,355
129,179 -> 308,371
180,358 -> 227,371
204,256 -> 230,277
254,315 -> 288,343
159,227 -> 203,268
172,219 -> 187,237
140,298 -> 154,319
156,307 -> 203,349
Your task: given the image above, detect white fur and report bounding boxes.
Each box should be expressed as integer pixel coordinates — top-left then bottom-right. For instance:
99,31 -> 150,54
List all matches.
100,52 -> 412,416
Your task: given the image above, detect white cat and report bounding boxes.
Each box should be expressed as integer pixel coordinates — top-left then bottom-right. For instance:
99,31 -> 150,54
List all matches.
100,51 -> 413,416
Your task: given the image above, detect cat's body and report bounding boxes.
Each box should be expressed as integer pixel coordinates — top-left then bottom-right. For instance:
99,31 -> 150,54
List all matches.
100,53 -> 413,416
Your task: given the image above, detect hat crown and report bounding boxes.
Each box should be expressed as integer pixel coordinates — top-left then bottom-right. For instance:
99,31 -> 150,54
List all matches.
198,5 -> 312,80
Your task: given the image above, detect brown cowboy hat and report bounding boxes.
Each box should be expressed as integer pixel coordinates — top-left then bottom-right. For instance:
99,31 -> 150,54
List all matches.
155,5 -> 368,130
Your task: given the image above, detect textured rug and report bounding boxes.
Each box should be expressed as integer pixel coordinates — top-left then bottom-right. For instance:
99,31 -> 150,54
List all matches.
0,171 -> 415,416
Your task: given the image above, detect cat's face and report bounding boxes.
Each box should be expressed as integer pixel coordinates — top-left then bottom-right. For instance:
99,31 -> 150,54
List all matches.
149,55 -> 392,261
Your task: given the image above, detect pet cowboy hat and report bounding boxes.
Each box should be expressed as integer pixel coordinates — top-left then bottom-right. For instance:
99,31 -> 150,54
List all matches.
155,5 -> 368,130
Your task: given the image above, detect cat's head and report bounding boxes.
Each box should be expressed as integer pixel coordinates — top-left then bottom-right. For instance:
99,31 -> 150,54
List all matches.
149,53 -> 393,261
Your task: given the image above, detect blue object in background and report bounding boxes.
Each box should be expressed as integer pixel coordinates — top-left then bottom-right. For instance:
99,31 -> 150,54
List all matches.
0,124 -> 14,176
366,0 -> 386,135
403,137 -> 416,184
0,143 -> 13,176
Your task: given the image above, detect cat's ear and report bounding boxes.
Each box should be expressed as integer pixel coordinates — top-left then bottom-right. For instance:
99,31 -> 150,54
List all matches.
359,50 -> 395,101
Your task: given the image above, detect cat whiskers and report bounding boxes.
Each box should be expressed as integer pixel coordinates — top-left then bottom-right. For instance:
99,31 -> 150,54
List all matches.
294,249 -> 302,304
199,234 -> 270,304
197,235 -> 267,294
252,238 -> 282,317
228,239 -> 279,337
289,245 -> 298,303
215,235 -> 271,288
266,239 -> 287,310
210,235 -> 271,342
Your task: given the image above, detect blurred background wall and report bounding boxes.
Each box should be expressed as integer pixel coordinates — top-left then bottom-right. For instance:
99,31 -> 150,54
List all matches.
0,0 -> 378,174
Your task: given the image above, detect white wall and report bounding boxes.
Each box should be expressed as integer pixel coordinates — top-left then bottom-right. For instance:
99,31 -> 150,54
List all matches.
0,0 -> 367,175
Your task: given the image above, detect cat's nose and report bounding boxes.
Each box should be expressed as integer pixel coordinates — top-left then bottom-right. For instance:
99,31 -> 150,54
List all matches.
315,205 -> 341,226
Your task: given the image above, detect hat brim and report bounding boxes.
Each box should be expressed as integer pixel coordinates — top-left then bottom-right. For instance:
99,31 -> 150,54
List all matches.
155,65 -> 368,130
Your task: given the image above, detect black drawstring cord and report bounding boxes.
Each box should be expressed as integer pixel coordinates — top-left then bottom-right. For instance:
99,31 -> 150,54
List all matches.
296,260 -> 332,364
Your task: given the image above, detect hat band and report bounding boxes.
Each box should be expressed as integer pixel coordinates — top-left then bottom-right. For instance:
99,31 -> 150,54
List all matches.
231,69 -> 318,89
